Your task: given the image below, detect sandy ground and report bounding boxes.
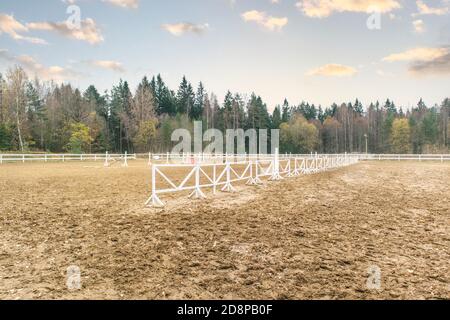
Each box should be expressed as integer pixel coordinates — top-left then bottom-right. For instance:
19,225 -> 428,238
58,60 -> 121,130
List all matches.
0,160 -> 449,300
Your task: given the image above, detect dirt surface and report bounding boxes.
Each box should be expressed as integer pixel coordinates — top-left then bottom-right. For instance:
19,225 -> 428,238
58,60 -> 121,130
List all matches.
0,160 -> 449,300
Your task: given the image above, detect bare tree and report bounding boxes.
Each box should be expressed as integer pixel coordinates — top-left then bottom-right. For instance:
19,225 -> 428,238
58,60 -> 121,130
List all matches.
6,66 -> 28,152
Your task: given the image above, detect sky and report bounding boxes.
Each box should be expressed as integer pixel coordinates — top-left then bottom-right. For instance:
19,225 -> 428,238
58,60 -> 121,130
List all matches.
0,0 -> 449,111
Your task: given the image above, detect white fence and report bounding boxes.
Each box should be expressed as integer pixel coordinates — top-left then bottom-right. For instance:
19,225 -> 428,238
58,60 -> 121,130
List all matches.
142,152 -> 450,165
143,152 -> 354,165
2,152 -> 448,164
356,154 -> 450,162
0,152 -> 136,165
145,153 -> 359,207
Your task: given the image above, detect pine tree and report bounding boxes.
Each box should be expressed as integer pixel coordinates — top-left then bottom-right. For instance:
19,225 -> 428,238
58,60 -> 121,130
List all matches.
417,98 -> 427,112
354,99 -> 364,115
110,79 -> 133,152
422,110 -> 439,146
281,98 -> 290,123
223,91 -> 233,129
232,93 -> 245,129
26,80 -> 46,149
193,82 -> 205,120
272,106 -> 282,129
317,106 -> 325,123
84,85 -> 106,117
202,93 -> 212,129
211,93 -> 220,130
246,94 -> 270,130
384,99 -> 397,115
154,74 -> 176,116
176,76 -> 195,117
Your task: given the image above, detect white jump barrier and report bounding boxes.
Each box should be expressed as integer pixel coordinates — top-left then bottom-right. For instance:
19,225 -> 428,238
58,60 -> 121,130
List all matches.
146,151 -> 360,207
189,163 -> 207,199
104,151 -> 134,167
145,164 -> 165,207
221,162 -> 236,193
145,160 -> 254,207
246,161 -> 260,185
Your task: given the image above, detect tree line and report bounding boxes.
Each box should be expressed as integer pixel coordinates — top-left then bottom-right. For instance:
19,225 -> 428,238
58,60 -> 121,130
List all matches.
0,65 -> 449,154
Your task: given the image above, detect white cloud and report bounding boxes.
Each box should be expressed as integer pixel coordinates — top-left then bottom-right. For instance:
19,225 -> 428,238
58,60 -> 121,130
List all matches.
382,47 -> 449,62
306,63 -> 358,76
0,49 -> 78,81
161,22 -> 209,36
89,60 -> 125,72
413,0 -> 449,16
376,69 -> 395,77
0,14 -> 47,44
102,0 -> 139,9
296,0 -> 401,18
413,19 -> 425,33
62,0 -> 139,8
382,46 -> 450,76
241,10 -> 288,31
27,18 -> 104,45
409,52 -> 450,75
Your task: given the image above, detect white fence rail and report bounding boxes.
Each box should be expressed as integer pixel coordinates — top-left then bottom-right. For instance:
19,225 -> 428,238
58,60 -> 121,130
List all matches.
142,152 -> 450,164
356,154 -> 450,161
142,152 -> 354,165
2,152 -> 448,164
0,152 -> 136,164
146,153 -> 359,207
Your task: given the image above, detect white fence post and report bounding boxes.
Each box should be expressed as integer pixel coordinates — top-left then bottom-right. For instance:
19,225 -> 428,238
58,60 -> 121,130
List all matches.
269,148 -> 282,180
293,158 -> 300,175
122,151 -> 128,167
315,152 -> 319,172
104,151 -> 109,167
